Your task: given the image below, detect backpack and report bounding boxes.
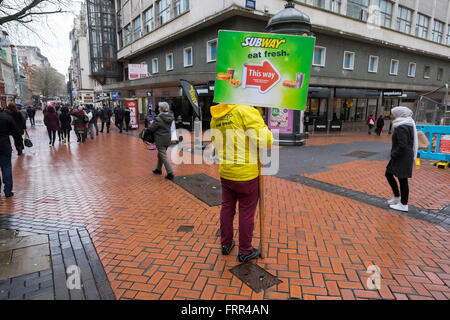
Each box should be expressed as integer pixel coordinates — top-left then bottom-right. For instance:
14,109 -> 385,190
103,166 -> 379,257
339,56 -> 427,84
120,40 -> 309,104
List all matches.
139,127 -> 155,144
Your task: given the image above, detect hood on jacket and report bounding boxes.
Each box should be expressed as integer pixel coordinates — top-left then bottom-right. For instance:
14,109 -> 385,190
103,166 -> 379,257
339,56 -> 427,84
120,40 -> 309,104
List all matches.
210,104 -> 238,119
47,106 -> 55,113
158,112 -> 174,124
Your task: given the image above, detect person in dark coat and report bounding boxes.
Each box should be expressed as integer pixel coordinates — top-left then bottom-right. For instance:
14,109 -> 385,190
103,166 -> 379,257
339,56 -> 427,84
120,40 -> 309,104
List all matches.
375,115 -> 384,136
5,103 -> 25,155
0,106 -> 22,198
27,105 -> 36,126
114,105 -> 124,133
385,107 -> 418,213
149,102 -> 175,180
43,106 -> 60,146
59,107 -> 72,144
124,107 -> 131,132
100,105 -> 112,133
94,107 -> 101,135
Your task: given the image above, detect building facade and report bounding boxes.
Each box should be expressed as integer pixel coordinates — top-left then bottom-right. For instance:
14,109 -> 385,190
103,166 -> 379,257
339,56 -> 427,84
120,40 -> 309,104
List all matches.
104,0 -> 450,131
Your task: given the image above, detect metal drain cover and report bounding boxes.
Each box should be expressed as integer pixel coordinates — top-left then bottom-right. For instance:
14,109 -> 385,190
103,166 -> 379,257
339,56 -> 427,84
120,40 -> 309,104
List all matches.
173,174 -> 222,207
177,226 -> 194,233
343,151 -> 379,159
230,263 -> 282,293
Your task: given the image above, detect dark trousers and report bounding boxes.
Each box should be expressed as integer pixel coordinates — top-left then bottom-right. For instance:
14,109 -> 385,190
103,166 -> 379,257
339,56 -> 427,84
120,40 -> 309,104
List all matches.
115,119 -> 123,132
125,119 -> 130,131
48,129 -> 56,145
156,145 -> 173,174
0,148 -> 13,196
62,129 -> 71,142
368,124 -> 374,134
220,177 -> 259,255
385,172 -> 409,205
93,121 -> 99,134
101,121 -> 110,132
29,116 -> 35,126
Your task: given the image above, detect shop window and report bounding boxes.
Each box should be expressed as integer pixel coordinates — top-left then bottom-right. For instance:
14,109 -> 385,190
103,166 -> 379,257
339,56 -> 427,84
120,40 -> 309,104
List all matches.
368,55 -> 378,73
207,39 -> 217,62
166,53 -> 174,71
424,65 -> 431,79
415,14 -> 429,39
389,59 -> 399,75
343,51 -> 355,70
408,62 -> 416,78
152,58 -> 158,73
144,6 -> 155,33
397,6 -> 412,34
437,68 -> 443,81
184,47 -> 193,67
313,46 -> 326,67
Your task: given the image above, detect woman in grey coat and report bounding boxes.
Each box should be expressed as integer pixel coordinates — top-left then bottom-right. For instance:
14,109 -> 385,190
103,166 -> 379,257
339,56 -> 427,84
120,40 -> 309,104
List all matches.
385,106 -> 418,212
149,102 -> 175,180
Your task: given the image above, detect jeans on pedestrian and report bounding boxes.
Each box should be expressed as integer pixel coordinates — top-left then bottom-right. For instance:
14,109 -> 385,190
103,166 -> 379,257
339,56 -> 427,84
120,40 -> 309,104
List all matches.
156,145 -> 173,174
385,171 -> 409,205
0,148 -> 13,196
48,129 -> 56,145
220,177 -> 259,256
101,121 -> 110,132
88,123 -> 95,138
93,121 -> 99,134
29,117 -> 35,126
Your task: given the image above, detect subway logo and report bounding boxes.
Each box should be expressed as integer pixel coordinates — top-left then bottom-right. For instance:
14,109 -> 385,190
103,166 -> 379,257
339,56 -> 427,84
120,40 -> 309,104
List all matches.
241,37 -> 286,49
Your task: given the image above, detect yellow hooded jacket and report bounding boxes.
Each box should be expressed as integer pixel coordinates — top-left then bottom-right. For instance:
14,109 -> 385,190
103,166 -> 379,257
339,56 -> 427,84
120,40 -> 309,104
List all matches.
210,104 -> 273,181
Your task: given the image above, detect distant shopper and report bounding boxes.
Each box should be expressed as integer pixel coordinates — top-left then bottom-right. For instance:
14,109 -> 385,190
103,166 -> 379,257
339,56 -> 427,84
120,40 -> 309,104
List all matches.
149,102 -> 175,180
100,105 -> 112,133
124,106 -> 131,132
375,115 -> 385,136
114,105 -> 124,133
27,105 -> 36,126
5,103 -> 25,156
59,107 -> 72,144
0,106 -> 22,198
43,106 -> 60,146
86,105 -> 96,140
56,106 -> 63,143
71,106 -> 88,143
386,107 -> 418,213
367,114 -> 376,135
210,103 -> 273,263
94,107 -> 101,135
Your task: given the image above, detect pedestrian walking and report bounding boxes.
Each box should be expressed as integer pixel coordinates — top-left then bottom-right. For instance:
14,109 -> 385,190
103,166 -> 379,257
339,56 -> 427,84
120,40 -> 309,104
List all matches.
100,105 -> 112,133
114,105 -> 124,133
19,106 -> 28,127
27,105 -> 36,126
124,106 -> 131,132
94,107 -> 101,136
375,115 -> 385,136
149,102 -> 175,180
56,106 -> 63,143
43,106 -> 60,147
86,105 -> 96,140
386,106 -> 418,213
367,114 -> 376,135
59,107 -> 72,144
71,106 -> 88,143
210,104 -> 273,263
5,103 -> 25,156
0,106 -> 22,198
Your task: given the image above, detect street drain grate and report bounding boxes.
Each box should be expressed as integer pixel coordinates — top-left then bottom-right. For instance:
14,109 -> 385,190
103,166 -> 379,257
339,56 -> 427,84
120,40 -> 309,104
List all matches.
230,263 -> 282,293
177,225 -> 194,233
343,151 -> 379,159
172,174 -> 222,207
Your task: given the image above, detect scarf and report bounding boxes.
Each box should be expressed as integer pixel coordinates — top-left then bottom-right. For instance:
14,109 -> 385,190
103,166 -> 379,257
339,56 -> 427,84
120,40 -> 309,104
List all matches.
392,106 -> 418,161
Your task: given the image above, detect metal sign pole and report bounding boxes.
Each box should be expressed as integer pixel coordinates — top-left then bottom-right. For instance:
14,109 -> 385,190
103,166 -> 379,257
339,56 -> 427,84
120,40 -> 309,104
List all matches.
258,161 -> 265,259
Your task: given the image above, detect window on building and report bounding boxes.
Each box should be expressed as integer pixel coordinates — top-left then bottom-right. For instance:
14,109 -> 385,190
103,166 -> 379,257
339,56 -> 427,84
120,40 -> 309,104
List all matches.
343,51 -> 355,70
373,0 -> 392,28
183,47 -> 193,67
347,0 -> 369,21
174,0 -> 189,17
207,39 -> 217,62
447,26 -> 450,45
389,59 -> 399,75
124,24 -> 132,45
313,0 -> 341,13
424,65 -> 431,79
152,58 -> 158,73
437,68 -> 443,81
396,6 -> 412,34
368,55 -> 378,73
144,6 -> 155,33
157,0 -> 171,26
408,62 -> 416,77
133,16 -> 141,40
118,30 -> 123,49
313,46 -> 326,67
415,14 -> 429,39
432,20 -> 444,43
166,53 -> 173,71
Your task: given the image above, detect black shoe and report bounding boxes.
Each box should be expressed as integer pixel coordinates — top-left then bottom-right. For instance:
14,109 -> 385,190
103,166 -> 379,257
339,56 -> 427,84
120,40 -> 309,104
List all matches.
152,169 -> 162,175
238,248 -> 261,263
165,173 -> 174,181
5,192 -> 14,198
221,240 -> 235,255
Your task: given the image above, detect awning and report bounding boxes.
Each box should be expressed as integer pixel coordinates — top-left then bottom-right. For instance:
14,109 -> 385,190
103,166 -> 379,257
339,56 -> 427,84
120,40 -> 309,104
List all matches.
335,88 -> 381,98
308,87 -> 330,98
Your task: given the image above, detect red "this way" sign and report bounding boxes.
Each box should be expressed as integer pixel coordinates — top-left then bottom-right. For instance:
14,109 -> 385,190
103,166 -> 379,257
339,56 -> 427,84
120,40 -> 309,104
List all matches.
242,60 -> 280,93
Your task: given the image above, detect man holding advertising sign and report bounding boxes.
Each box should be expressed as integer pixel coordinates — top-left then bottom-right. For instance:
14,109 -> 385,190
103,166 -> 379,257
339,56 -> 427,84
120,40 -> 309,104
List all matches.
212,29 -> 314,262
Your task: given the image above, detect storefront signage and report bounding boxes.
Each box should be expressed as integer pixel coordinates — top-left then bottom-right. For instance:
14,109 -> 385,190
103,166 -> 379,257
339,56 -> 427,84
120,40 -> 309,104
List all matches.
128,64 -> 148,80
267,108 -> 294,133
126,100 -> 139,129
213,30 -> 315,110
246,0 -> 256,9
111,91 -> 119,100
148,102 -> 153,122
383,91 -> 403,97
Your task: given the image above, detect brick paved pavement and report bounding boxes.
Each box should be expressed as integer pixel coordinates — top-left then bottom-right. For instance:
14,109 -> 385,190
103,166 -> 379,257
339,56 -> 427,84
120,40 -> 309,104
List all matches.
0,112 -> 449,300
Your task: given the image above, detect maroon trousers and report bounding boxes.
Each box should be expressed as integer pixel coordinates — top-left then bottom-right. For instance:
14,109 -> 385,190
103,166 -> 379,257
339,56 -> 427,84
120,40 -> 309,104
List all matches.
220,177 -> 259,255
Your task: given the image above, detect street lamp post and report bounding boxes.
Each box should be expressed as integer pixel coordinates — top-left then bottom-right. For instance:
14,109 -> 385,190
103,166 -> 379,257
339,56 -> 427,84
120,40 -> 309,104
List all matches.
266,0 -> 313,146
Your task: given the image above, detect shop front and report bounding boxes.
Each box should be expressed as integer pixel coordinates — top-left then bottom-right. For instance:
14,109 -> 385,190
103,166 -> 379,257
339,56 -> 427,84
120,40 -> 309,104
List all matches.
304,87 -> 330,132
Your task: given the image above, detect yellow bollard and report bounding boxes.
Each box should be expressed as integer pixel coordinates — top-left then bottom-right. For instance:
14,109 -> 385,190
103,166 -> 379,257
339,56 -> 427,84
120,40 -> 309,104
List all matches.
415,153 -> 420,166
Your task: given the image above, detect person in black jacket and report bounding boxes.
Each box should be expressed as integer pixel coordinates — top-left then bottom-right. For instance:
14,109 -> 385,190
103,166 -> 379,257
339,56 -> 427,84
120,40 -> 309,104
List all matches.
59,107 -> 72,144
5,103 -> 25,156
0,106 -> 22,198
124,107 -> 131,132
114,105 -> 124,133
375,115 -> 385,136
27,105 -> 36,126
385,107 -> 418,213
100,105 -> 112,133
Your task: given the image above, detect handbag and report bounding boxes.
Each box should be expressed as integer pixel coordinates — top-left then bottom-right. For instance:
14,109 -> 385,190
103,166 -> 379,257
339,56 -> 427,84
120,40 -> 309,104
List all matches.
139,128 -> 155,144
24,130 -> 33,148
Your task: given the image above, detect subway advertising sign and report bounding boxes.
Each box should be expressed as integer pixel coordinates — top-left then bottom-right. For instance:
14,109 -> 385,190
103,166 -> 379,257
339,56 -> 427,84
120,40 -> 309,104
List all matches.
213,30 -> 315,110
